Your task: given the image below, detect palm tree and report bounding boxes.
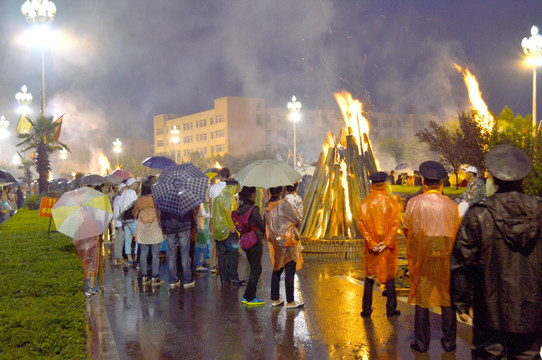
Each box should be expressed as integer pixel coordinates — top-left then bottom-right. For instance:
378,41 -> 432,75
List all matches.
16,153 -> 34,184
16,115 -> 69,193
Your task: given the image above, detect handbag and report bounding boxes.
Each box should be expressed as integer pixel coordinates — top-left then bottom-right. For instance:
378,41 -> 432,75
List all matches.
239,230 -> 258,251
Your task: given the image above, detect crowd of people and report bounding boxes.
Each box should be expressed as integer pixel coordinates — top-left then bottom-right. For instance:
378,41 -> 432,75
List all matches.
0,185 -> 26,224
360,144 -> 541,359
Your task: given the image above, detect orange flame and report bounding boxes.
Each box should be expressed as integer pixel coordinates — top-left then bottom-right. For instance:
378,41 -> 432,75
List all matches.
322,133 -> 335,158
339,160 -> 352,223
98,153 -> 111,176
215,161 -> 222,169
453,64 -> 494,134
334,90 -> 372,154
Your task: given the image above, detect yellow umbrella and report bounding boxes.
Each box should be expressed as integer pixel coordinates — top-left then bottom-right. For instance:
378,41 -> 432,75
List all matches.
52,187 -> 113,240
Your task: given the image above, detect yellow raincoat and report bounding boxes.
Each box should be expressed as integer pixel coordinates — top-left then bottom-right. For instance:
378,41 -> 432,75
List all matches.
211,184 -> 238,241
265,199 -> 302,271
356,184 -> 402,284
403,190 -> 460,308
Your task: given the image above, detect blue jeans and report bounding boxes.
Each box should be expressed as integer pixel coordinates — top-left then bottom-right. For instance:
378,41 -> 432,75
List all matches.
124,221 -> 138,257
216,232 -> 240,283
139,243 -> 161,278
166,230 -> 191,284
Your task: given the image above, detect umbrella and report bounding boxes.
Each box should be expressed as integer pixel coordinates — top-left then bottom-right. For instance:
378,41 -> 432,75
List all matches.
104,174 -> 122,186
394,163 -> 410,171
0,169 -> 17,187
233,160 -> 302,189
51,187 -> 113,240
142,156 -> 176,169
111,169 -> 134,180
152,163 -> 208,216
78,174 -> 107,186
297,165 -> 316,177
204,167 -> 221,180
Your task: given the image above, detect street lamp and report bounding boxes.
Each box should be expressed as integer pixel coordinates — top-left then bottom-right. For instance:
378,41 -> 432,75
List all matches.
113,138 -> 122,169
0,116 -> 9,165
21,0 -> 56,116
59,148 -> 67,173
522,25 -> 542,135
170,125 -> 180,163
15,85 -> 33,116
287,96 -> 302,169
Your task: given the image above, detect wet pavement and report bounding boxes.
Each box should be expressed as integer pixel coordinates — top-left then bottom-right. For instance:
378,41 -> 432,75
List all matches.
89,244 -> 474,359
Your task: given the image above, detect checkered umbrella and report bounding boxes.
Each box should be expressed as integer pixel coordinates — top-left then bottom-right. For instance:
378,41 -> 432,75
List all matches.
152,163 -> 208,216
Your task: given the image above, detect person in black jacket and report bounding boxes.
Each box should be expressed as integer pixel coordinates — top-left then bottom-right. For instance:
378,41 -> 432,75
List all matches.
451,144 -> 542,360
161,209 -> 196,289
237,186 -> 266,305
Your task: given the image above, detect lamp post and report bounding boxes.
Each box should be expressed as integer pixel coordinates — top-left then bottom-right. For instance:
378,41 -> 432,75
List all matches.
113,138 -> 122,169
522,25 -> 542,135
15,85 -> 33,116
170,125 -> 180,163
59,148 -> 67,174
0,116 -> 9,165
21,0 -> 56,116
287,96 -> 302,169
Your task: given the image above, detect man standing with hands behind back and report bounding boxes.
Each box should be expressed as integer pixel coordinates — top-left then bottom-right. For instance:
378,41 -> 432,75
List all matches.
403,161 -> 461,353
451,144 -> 542,360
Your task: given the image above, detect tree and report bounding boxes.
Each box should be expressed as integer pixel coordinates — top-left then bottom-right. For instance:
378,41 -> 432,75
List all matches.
377,138 -> 405,164
16,116 -> 69,193
16,153 -> 34,183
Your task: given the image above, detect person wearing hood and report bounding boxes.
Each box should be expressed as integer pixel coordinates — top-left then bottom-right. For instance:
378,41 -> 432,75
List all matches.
451,144 -> 542,360
454,166 -> 486,207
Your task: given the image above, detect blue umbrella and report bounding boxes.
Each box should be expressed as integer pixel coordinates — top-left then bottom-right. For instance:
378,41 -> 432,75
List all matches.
142,156 -> 176,169
152,163 -> 208,216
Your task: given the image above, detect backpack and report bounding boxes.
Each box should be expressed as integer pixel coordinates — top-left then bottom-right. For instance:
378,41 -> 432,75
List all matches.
231,205 -> 258,250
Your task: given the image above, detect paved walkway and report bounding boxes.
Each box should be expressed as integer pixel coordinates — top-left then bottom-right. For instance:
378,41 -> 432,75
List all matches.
88,244 -> 474,359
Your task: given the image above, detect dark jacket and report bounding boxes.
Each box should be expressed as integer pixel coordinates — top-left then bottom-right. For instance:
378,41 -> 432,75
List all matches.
451,191 -> 542,333
237,200 -> 265,242
160,210 -> 193,235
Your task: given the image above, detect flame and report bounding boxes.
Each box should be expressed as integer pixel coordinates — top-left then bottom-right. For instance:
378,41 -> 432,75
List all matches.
339,160 -> 352,223
215,161 -> 222,169
334,90 -> 372,154
322,133 -> 335,158
98,153 -> 111,176
453,64 -> 494,134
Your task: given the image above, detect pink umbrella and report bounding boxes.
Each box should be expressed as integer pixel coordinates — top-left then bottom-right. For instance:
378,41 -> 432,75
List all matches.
111,169 -> 134,180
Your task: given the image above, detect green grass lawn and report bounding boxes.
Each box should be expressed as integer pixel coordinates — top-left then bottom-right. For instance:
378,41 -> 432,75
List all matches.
0,209 -> 87,359
391,184 -> 465,197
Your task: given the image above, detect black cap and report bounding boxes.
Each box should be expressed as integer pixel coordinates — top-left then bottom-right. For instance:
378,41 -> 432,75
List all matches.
419,161 -> 447,181
369,171 -> 388,183
485,144 -> 531,181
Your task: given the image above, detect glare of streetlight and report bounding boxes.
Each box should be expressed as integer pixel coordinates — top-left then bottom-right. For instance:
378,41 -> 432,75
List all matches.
170,125 -> 180,163
15,85 -> 33,116
522,25 -> 542,134
113,138 -> 122,168
0,116 -> 9,165
59,148 -> 67,173
21,0 -> 56,116
287,96 -> 302,169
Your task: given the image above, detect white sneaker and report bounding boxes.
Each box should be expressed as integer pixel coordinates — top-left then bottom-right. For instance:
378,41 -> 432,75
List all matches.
183,281 -> 196,288
271,299 -> 284,307
195,266 -> 207,272
169,280 -> 181,288
286,301 -> 305,309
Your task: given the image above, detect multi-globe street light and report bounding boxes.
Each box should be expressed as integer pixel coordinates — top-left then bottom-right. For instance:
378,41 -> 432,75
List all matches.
287,96 -> 302,169
21,0 -> 56,116
15,85 -> 33,116
113,138 -> 122,169
522,25 -> 542,135
170,125 -> 180,163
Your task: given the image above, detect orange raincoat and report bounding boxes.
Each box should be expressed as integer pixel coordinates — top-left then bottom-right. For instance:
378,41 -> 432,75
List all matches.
356,184 -> 402,284
403,190 -> 460,308
265,199 -> 302,271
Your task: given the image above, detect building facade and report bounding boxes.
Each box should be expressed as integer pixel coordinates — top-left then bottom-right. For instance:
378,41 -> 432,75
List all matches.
153,96 -> 440,164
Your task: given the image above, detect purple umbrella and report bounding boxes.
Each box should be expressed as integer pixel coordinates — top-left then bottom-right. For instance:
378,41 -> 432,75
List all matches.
152,163 -> 208,216
142,156 -> 176,169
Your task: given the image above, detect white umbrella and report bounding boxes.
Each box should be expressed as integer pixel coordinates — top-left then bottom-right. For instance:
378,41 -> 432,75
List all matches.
233,160 -> 301,189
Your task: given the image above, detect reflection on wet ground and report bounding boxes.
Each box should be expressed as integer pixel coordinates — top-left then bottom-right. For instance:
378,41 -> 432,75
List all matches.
89,245 -> 474,359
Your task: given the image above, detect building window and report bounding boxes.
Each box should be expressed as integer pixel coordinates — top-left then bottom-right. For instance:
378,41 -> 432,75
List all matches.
210,146 -> 215,153
210,132 -> 214,139
215,115 -> 225,124
183,136 -> 193,144
157,140 -> 164,147
182,122 -> 193,131
196,119 -> 207,128
371,119 -> 379,127
196,133 -> 207,141
396,120 -> 402,128
198,147 -> 208,155
265,115 -> 271,124
184,149 -> 190,156
278,130 -> 287,137
215,130 -> 224,138
256,115 -> 262,126
216,144 -> 225,152
383,120 -> 392,127
156,128 -> 164,135
210,117 -> 214,125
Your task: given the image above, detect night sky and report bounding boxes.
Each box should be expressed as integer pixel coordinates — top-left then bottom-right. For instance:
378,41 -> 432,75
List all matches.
0,0 -> 541,171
